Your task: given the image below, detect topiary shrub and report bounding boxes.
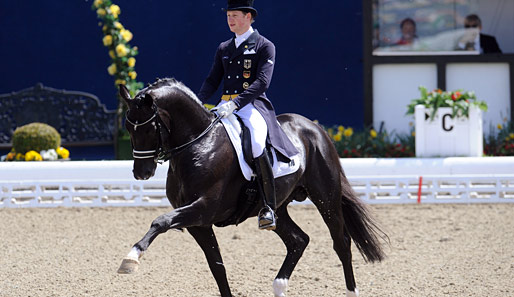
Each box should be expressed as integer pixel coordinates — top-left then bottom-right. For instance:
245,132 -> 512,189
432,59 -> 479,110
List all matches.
12,123 -> 61,155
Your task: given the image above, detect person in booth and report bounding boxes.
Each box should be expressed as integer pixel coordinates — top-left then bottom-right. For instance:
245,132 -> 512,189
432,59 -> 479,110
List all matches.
197,0 -> 299,230
459,14 -> 502,54
396,18 -> 418,45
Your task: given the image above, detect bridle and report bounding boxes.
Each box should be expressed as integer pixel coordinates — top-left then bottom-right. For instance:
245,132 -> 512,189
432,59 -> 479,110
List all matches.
125,108 -> 160,160
125,105 -> 221,163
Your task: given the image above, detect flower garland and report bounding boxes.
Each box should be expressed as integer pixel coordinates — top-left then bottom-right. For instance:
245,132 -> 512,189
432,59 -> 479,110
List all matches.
91,0 -> 143,125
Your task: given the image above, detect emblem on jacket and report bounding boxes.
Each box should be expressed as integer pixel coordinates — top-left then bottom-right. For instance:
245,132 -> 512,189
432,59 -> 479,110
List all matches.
244,59 -> 251,69
243,82 -> 249,89
243,71 -> 251,79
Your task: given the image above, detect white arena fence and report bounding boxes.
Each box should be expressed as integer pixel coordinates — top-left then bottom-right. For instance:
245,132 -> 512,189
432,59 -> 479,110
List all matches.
1,157 -> 514,208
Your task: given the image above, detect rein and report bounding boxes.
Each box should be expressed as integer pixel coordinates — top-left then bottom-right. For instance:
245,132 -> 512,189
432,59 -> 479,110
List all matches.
158,114 -> 222,161
125,106 -> 221,163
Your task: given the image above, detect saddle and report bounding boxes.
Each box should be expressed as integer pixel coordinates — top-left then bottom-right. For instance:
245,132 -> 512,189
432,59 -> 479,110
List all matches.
214,114 -> 300,227
219,114 -> 300,181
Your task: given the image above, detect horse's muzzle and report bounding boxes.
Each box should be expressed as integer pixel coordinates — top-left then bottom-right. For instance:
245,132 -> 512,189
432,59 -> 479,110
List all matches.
133,167 -> 156,180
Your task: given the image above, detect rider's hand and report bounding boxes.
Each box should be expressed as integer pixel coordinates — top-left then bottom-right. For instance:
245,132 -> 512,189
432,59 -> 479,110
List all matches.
217,101 -> 237,118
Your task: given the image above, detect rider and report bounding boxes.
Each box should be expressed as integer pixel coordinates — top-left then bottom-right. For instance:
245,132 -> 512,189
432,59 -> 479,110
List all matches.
197,0 -> 298,230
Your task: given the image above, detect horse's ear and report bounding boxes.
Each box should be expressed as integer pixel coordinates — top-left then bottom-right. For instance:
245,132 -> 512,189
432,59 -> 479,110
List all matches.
143,93 -> 154,107
119,84 -> 132,106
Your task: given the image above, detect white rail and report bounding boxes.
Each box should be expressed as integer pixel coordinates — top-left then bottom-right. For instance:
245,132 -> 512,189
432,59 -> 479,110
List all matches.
1,157 -> 513,208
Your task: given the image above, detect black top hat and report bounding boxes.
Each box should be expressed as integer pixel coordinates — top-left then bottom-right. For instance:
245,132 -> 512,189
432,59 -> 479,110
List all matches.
225,0 -> 258,17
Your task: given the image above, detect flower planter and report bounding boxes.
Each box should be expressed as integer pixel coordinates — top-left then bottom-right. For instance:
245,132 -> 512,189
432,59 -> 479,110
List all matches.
415,105 -> 483,157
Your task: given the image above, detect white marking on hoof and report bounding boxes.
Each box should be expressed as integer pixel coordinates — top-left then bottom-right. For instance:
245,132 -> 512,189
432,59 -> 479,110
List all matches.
118,247 -> 143,274
346,287 -> 359,297
127,247 -> 142,260
273,278 -> 288,297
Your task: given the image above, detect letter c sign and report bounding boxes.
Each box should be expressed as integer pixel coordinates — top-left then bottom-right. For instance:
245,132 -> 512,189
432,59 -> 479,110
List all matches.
442,114 -> 453,131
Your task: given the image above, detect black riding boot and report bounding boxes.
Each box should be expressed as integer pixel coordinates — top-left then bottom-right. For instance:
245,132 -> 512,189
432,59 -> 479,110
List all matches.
255,150 -> 277,230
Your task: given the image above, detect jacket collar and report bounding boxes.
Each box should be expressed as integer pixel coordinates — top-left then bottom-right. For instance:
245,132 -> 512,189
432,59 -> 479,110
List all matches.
230,29 -> 259,60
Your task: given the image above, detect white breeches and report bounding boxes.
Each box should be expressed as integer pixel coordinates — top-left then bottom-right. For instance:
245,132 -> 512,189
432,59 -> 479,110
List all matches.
217,101 -> 268,158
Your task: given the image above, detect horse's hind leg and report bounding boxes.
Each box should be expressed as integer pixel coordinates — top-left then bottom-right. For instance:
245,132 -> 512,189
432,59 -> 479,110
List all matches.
188,226 -> 232,297
321,211 -> 359,296
271,204 -> 310,297
310,189 -> 359,296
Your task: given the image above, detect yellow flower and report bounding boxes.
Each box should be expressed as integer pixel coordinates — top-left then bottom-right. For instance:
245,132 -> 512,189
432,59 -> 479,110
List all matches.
412,131 -> 416,137
337,125 -> 344,132
333,133 -> 342,142
96,8 -> 106,16
93,0 -> 103,8
510,133 -> 514,139
127,57 -> 136,67
109,4 -> 121,18
116,44 -> 128,57
115,79 -> 126,85
114,21 -> 124,30
25,150 -> 43,161
120,29 -> 133,42
56,147 -> 70,159
370,129 -> 377,138
109,50 -> 115,59
107,63 -> 117,75
16,153 -> 24,161
128,71 -> 137,80
497,124 -> 503,130
344,127 -> 353,137
103,35 -> 112,46
327,128 -> 333,137
102,25 -> 108,32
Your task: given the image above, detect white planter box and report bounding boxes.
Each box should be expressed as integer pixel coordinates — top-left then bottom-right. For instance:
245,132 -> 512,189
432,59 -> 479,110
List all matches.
415,105 -> 483,157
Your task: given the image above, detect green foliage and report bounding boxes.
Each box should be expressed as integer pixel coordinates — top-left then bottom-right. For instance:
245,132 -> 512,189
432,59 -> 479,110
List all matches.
12,123 -> 61,155
407,86 -> 488,120
323,124 -> 415,158
484,120 -> 514,156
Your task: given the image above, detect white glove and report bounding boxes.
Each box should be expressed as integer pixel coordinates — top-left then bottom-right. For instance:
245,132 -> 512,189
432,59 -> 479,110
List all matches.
217,101 -> 237,118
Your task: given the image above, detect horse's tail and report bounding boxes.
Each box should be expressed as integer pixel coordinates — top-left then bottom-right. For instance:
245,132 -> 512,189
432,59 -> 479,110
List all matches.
340,176 -> 388,263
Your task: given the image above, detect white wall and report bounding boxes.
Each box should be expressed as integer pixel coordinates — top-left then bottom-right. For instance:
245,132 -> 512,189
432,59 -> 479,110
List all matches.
446,63 -> 511,133
373,64 -> 437,135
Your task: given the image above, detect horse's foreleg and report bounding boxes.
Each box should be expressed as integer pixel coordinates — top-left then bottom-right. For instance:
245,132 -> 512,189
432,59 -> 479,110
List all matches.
118,200 -> 214,274
188,226 -> 232,297
271,206 -> 310,297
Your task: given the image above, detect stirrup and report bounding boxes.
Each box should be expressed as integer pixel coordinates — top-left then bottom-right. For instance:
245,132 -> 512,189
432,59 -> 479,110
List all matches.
258,206 -> 277,230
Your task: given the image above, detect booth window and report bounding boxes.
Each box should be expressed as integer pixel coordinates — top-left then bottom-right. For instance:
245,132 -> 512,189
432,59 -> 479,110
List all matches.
372,0 -> 512,55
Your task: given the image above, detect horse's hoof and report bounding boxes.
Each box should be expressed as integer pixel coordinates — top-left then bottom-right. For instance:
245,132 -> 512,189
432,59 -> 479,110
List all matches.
117,257 -> 140,274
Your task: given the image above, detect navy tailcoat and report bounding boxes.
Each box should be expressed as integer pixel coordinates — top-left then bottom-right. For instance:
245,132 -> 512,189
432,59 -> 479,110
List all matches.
198,30 -> 299,159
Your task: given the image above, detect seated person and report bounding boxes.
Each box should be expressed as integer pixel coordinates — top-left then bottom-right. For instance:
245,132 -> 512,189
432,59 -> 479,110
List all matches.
396,18 -> 417,45
459,14 -> 502,54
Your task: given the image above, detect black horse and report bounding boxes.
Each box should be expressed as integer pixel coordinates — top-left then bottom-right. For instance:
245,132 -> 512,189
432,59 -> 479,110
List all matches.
117,78 -> 386,297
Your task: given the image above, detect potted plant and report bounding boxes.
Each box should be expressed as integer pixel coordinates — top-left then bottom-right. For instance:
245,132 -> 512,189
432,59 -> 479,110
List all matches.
406,86 -> 488,157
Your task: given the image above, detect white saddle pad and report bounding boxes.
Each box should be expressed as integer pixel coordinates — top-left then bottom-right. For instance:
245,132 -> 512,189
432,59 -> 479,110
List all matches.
221,115 -> 300,181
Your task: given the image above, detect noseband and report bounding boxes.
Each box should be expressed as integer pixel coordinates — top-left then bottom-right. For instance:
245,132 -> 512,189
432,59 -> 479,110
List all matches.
125,106 -> 221,162
125,110 -> 160,160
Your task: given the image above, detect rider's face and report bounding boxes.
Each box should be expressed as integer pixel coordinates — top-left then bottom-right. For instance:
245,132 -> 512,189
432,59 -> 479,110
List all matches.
227,10 -> 251,35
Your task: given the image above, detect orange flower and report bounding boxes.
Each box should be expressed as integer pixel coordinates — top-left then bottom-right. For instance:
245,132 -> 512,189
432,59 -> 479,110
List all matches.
451,91 -> 461,101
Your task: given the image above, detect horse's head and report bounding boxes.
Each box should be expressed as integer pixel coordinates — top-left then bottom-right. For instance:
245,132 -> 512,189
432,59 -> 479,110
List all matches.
120,84 -> 169,180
